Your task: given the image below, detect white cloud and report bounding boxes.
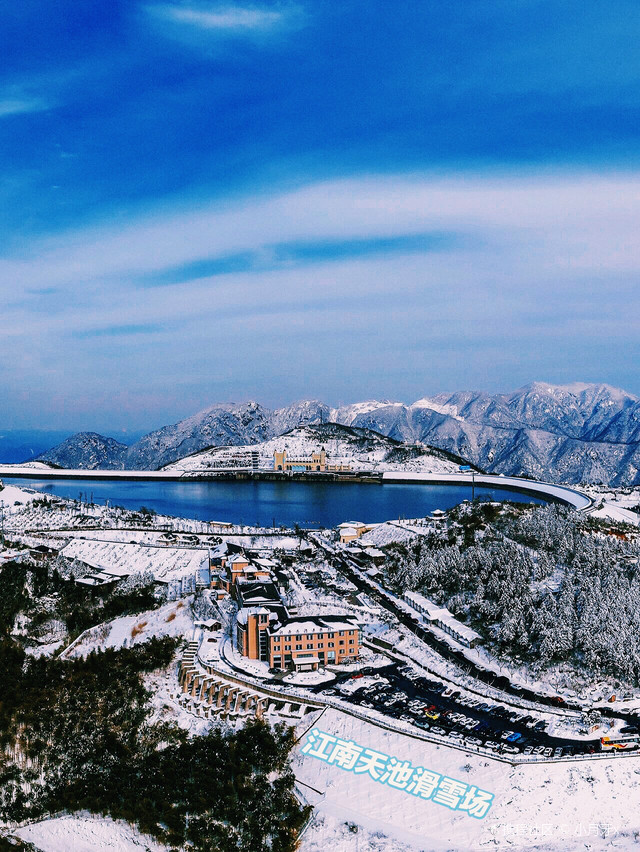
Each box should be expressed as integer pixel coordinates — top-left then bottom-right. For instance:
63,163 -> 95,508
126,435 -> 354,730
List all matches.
3,168 -> 640,417
150,3 -> 290,32
0,97 -> 47,118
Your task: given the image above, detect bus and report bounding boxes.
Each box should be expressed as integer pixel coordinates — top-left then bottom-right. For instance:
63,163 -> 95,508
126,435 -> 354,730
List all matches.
600,734 -> 640,751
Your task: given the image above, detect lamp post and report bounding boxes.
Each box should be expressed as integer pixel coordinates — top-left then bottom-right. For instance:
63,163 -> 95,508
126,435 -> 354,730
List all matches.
459,465 -> 476,501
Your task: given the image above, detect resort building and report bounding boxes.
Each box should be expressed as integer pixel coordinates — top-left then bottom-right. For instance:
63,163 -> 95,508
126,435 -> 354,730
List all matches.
273,448 -> 351,473
338,520 -> 374,544
403,590 -> 481,648
268,615 -> 361,671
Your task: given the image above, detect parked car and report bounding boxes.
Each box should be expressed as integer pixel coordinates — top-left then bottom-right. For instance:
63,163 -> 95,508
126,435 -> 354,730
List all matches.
501,744 -> 520,754
553,747 -> 563,758
500,730 -> 515,740
523,746 -> 534,755
506,732 -> 522,742
534,721 -> 547,732
431,726 -> 446,736
533,745 -> 546,755
543,747 -> 553,757
465,737 -> 482,747
424,709 -> 440,720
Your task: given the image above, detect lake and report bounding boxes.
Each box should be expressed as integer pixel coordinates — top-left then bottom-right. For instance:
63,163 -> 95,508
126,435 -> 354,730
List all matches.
6,477 -> 547,528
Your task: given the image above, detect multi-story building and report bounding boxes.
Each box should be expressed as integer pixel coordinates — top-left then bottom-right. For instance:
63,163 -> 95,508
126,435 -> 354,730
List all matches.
268,615 -> 361,671
274,448 -> 352,473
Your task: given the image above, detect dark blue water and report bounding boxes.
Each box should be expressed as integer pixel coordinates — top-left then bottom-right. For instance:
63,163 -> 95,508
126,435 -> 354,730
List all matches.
8,477 -> 546,527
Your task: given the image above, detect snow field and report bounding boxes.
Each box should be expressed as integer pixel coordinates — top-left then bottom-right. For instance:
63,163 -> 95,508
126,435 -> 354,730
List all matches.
14,814 -> 167,852
295,708 -> 640,851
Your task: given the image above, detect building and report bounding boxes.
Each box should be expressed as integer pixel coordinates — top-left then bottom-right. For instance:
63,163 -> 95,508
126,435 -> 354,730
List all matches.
268,615 -> 361,671
338,521 -> 373,544
274,447 -> 351,473
403,590 -> 481,648
236,607 -> 274,660
274,448 -> 327,472
210,544 -> 272,592
29,544 -> 60,562
235,591 -> 362,671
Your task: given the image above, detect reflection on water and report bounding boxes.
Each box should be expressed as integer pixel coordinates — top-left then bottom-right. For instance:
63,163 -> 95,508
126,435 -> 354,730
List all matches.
7,477 -> 547,527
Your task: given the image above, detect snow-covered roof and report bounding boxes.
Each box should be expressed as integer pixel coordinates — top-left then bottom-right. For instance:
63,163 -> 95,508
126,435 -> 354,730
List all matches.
236,606 -> 270,624
272,615 -> 359,637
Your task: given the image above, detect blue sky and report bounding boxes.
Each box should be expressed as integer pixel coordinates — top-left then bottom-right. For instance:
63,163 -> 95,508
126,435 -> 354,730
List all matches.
2,1 -> 640,432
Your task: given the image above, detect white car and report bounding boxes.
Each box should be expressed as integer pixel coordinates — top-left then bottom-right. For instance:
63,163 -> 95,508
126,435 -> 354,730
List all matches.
500,730 -> 515,740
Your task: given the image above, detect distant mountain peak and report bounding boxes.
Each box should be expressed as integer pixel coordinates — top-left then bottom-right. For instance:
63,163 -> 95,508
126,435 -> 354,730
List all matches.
35,381 -> 640,485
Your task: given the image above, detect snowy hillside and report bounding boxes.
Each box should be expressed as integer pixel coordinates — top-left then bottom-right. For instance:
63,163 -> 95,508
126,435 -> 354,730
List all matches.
296,707 -> 640,851
161,423 -> 467,475
34,382 -> 640,484
61,538 -> 208,581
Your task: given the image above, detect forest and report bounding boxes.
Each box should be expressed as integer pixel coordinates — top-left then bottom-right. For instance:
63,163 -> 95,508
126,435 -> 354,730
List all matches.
384,503 -> 640,684
0,554 -> 308,851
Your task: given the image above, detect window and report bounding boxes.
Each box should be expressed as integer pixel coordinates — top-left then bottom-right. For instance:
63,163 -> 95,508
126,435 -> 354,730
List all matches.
306,644 -> 313,649
285,645 -> 291,651
349,638 -> 355,644
296,635 -> 303,641
295,644 -> 302,650
328,632 -> 335,638
339,631 -> 345,636
339,640 -> 345,645
328,642 -> 335,648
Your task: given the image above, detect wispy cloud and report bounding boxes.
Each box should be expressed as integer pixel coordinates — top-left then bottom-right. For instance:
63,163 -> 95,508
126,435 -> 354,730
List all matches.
0,97 -> 48,119
153,4 -> 288,31
147,3 -> 300,40
3,168 -> 640,426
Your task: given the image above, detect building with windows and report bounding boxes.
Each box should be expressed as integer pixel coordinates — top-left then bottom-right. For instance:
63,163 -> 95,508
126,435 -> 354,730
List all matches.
273,447 -> 351,473
268,615 -> 361,671
403,590 -> 481,648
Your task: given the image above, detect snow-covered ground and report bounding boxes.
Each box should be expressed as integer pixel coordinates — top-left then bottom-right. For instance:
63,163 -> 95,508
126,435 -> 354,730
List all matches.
14,814 -> 167,852
583,486 -> 640,527
63,599 -> 194,658
60,538 -> 208,581
161,427 -> 461,476
295,707 -> 640,852
0,484 -> 42,509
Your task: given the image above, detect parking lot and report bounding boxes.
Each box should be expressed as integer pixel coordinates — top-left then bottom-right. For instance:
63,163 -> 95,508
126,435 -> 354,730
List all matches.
318,663 -> 603,757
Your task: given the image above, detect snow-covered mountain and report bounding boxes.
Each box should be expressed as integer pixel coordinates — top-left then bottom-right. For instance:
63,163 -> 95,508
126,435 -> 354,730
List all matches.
38,432 -> 128,470
162,422 -> 469,475
35,382 -> 640,484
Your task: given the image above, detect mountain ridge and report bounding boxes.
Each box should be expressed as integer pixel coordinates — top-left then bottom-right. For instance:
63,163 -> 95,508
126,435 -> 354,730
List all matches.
35,382 -> 640,485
